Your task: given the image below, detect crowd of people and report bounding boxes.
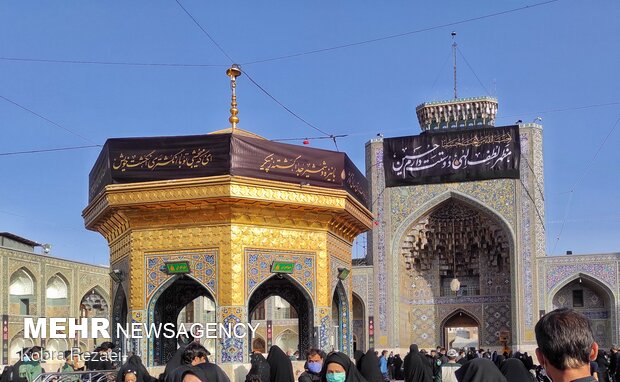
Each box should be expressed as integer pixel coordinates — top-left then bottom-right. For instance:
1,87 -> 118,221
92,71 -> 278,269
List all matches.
2,308 -> 618,382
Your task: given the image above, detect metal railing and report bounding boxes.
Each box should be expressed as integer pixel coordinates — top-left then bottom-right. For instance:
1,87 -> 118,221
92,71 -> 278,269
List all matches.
32,370 -> 117,382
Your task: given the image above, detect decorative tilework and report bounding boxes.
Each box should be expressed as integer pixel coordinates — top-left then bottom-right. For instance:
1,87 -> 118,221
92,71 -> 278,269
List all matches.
390,180 -> 516,230
318,307 -> 331,352
219,307 -> 246,363
334,282 -> 351,355
402,295 -> 511,305
547,264 -> 617,290
245,249 -> 315,300
409,305 -> 436,348
375,146 -> 387,332
145,251 -> 218,301
520,133 -> 534,328
483,304 -> 511,346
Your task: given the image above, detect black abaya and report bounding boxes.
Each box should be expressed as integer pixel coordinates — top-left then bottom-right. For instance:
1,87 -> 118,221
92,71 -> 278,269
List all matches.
266,346 -> 294,382
357,350 -> 384,382
403,345 -> 432,382
500,359 -> 534,382
455,359 -> 507,382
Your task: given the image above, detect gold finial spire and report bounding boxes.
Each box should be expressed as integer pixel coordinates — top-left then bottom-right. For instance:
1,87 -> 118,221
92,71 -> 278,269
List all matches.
226,64 -> 242,130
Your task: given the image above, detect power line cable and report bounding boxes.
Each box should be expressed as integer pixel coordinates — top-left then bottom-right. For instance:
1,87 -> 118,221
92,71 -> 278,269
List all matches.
173,0 -> 235,64
272,134 -> 348,142
173,0 -> 339,149
241,69 -> 333,138
0,1 -> 560,69
498,101 -> 620,120
551,115 -> 620,254
0,145 -> 100,156
0,56 -> 226,67
0,95 -> 101,146
240,0 -> 561,65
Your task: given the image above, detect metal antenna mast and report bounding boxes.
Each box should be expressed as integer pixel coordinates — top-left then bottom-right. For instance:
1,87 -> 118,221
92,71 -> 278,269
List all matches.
452,31 -> 457,99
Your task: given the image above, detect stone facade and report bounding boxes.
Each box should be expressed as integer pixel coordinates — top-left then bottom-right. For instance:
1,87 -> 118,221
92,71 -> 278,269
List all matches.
0,233 -> 110,366
354,113 -> 620,352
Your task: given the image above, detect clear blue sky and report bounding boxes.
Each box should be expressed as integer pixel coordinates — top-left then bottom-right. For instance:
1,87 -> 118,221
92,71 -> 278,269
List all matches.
1,1 -> 618,265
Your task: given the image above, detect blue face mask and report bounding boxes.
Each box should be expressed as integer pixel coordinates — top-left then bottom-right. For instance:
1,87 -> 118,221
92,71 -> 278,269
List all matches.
308,362 -> 322,374
326,372 -> 346,382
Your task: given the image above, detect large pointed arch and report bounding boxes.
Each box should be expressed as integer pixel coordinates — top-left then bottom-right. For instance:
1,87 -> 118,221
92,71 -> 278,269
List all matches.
391,190 -> 517,347
9,267 -> 37,316
248,274 -> 314,359
547,272 -> 617,346
440,309 -> 481,349
146,274 -> 216,366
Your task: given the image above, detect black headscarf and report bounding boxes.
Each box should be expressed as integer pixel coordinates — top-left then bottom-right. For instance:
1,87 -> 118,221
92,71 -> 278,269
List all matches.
403,345 -> 432,382
500,359 -> 534,382
171,365 -> 210,382
354,351 -> 365,366
357,350 -> 383,382
320,352 -> 367,382
455,359 -> 507,382
161,346 -> 187,382
494,355 -> 505,369
117,355 -> 157,382
249,352 -> 271,382
266,346 -> 294,382
197,360 -> 230,382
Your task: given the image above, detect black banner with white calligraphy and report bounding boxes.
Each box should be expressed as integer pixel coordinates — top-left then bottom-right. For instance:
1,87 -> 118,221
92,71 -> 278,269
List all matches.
89,134 -> 231,201
88,133 -> 369,207
230,135 -> 369,206
383,125 -> 520,187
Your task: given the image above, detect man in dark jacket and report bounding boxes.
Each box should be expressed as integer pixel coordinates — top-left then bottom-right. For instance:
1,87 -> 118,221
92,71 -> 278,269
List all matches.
298,349 -> 323,382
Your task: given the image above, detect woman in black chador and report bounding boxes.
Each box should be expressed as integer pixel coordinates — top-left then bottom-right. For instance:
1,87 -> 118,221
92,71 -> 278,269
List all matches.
266,346 -> 294,382
403,345 -> 432,382
320,352 -> 367,382
357,350 -> 384,382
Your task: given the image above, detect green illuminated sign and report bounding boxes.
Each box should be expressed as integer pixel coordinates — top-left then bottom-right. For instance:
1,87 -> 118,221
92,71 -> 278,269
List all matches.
163,261 -> 191,274
271,261 -> 295,274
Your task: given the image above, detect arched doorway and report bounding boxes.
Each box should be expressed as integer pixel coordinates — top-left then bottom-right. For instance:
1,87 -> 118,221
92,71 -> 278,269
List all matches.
80,288 -> 109,318
151,276 -> 215,365
441,310 -> 480,349
551,275 -> 615,347
398,196 -> 513,347
248,275 -> 313,359
111,285 -> 128,357
46,274 -> 69,317
9,268 -> 36,316
352,293 -> 365,352
9,331 -> 33,363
